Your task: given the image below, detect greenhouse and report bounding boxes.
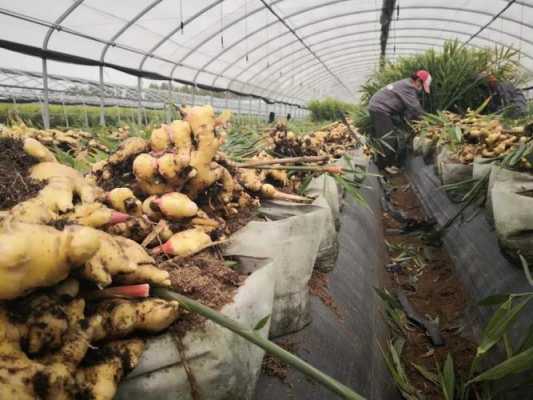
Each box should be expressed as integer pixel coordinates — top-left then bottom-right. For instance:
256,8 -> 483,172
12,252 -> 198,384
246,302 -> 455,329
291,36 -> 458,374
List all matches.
0,1 -> 532,400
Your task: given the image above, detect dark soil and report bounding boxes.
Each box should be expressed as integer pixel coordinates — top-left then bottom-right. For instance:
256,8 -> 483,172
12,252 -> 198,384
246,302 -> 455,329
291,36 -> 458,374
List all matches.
382,173 -> 476,399
0,137 -> 44,209
308,270 -> 343,320
97,156 -> 137,192
161,250 -> 245,336
261,339 -> 298,381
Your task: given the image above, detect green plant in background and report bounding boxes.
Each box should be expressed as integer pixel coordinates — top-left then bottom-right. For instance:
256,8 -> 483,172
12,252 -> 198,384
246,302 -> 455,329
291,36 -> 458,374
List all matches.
359,40 -> 523,115
307,97 -> 358,121
0,102 -> 169,129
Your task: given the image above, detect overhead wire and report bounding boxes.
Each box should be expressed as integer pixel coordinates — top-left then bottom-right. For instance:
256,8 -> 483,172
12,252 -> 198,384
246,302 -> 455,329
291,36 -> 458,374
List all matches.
258,0 -> 354,100
463,0 -> 517,45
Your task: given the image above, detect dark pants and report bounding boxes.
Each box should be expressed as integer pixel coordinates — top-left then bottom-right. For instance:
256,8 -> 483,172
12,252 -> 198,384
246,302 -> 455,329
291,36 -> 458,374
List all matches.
369,110 -> 406,168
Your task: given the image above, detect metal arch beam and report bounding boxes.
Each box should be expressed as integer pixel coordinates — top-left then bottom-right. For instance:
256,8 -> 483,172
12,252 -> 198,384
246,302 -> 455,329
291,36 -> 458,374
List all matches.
169,0 -> 284,78
204,3 -> 379,88
276,43 -> 439,92
239,18 -> 533,99
292,57 -> 416,98
100,0 -> 163,62
42,0 -> 85,50
0,5 -> 304,104
139,0 -> 223,71
257,37 -> 446,95
218,6 -> 533,95
288,50 -> 429,99
258,0 -> 353,100
255,45 -> 427,99
514,1 -> 533,9
278,62 -> 383,97
98,0 -> 164,125
41,0 -> 85,129
274,54 -> 405,100
261,25 -> 533,100
264,35 -> 480,98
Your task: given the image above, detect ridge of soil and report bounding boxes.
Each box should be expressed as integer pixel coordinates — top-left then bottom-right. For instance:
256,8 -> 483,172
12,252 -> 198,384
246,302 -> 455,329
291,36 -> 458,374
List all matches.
382,173 -> 476,399
0,137 -> 44,209
162,250 -> 246,336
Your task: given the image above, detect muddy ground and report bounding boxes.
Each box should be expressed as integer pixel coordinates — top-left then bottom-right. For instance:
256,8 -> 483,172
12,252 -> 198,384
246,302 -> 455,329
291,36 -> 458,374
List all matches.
382,173 -> 476,399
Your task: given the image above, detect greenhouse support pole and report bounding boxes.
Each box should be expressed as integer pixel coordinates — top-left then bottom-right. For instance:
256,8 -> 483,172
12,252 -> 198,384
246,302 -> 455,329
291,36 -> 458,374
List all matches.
117,106 -> 122,124
62,99 -> 69,129
192,83 -> 197,106
167,79 -> 173,122
11,96 -> 18,117
224,91 -> 229,109
137,76 -> 143,126
82,101 -> 89,128
99,66 -> 106,126
42,58 -> 51,129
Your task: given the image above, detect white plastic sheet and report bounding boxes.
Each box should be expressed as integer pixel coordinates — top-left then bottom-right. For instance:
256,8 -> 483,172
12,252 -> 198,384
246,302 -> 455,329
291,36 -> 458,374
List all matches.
226,201 -> 329,337
116,256 -> 276,400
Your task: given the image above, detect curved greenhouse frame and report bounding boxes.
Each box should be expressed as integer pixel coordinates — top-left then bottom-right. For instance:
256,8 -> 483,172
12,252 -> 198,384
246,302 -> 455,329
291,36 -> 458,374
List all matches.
0,0 -> 531,126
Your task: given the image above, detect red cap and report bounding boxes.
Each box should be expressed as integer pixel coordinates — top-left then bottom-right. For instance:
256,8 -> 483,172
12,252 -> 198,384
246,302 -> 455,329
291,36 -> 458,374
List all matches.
415,70 -> 432,94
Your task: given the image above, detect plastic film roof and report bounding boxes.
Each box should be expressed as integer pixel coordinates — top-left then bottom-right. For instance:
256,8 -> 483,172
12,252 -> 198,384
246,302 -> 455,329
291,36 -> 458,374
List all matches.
0,0 -> 532,105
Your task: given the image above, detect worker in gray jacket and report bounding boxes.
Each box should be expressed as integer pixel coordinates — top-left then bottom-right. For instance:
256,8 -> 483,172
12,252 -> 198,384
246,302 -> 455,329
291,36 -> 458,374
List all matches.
486,75 -> 528,118
368,70 -> 432,169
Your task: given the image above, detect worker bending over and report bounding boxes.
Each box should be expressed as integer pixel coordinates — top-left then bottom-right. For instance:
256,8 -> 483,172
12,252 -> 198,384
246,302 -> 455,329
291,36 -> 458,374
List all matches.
485,74 -> 528,118
368,70 -> 432,170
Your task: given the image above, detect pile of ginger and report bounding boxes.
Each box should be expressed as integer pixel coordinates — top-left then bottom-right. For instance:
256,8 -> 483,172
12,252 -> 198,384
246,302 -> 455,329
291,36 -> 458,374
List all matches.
268,120 -> 359,158
0,104 -> 320,399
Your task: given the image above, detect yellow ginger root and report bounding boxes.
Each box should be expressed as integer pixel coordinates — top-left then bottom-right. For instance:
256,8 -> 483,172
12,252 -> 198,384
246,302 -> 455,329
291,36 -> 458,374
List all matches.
81,232 -> 155,287
89,298 -> 179,340
238,167 -> 264,192
150,125 -> 171,153
133,153 -> 158,182
114,264 -> 171,287
267,168 -> 289,186
152,228 -> 212,257
0,224 -> 101,300
109,137 -> 148,165
152,192 -> 198,219
0,306 -> 101,400
219,166 -> 235,203
76,339 -> 144,400
5,197 -> 58,225
137,177 -> 174,196
106,215 -> 154,242
157,152 -> 196,188
190,211 -> 222,235
31,162 -> 103,208
66,202 -> 130,228
142,195 -> 161,220
107,187 -> 142,215
168,120 -> 193,152
23,137 -> 57,162
24,296 -> 86,355
181,105 -> 225,199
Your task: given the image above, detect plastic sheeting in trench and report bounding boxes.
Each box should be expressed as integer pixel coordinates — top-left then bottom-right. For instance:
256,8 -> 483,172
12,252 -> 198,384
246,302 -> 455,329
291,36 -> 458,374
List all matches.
116,256 -> 275,400
406,156 -> 533,346
255,164 -> 398,400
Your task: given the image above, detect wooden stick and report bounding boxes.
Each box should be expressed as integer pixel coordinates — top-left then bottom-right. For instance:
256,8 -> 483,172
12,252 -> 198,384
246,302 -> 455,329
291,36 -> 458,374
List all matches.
236,155 -> 329,168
